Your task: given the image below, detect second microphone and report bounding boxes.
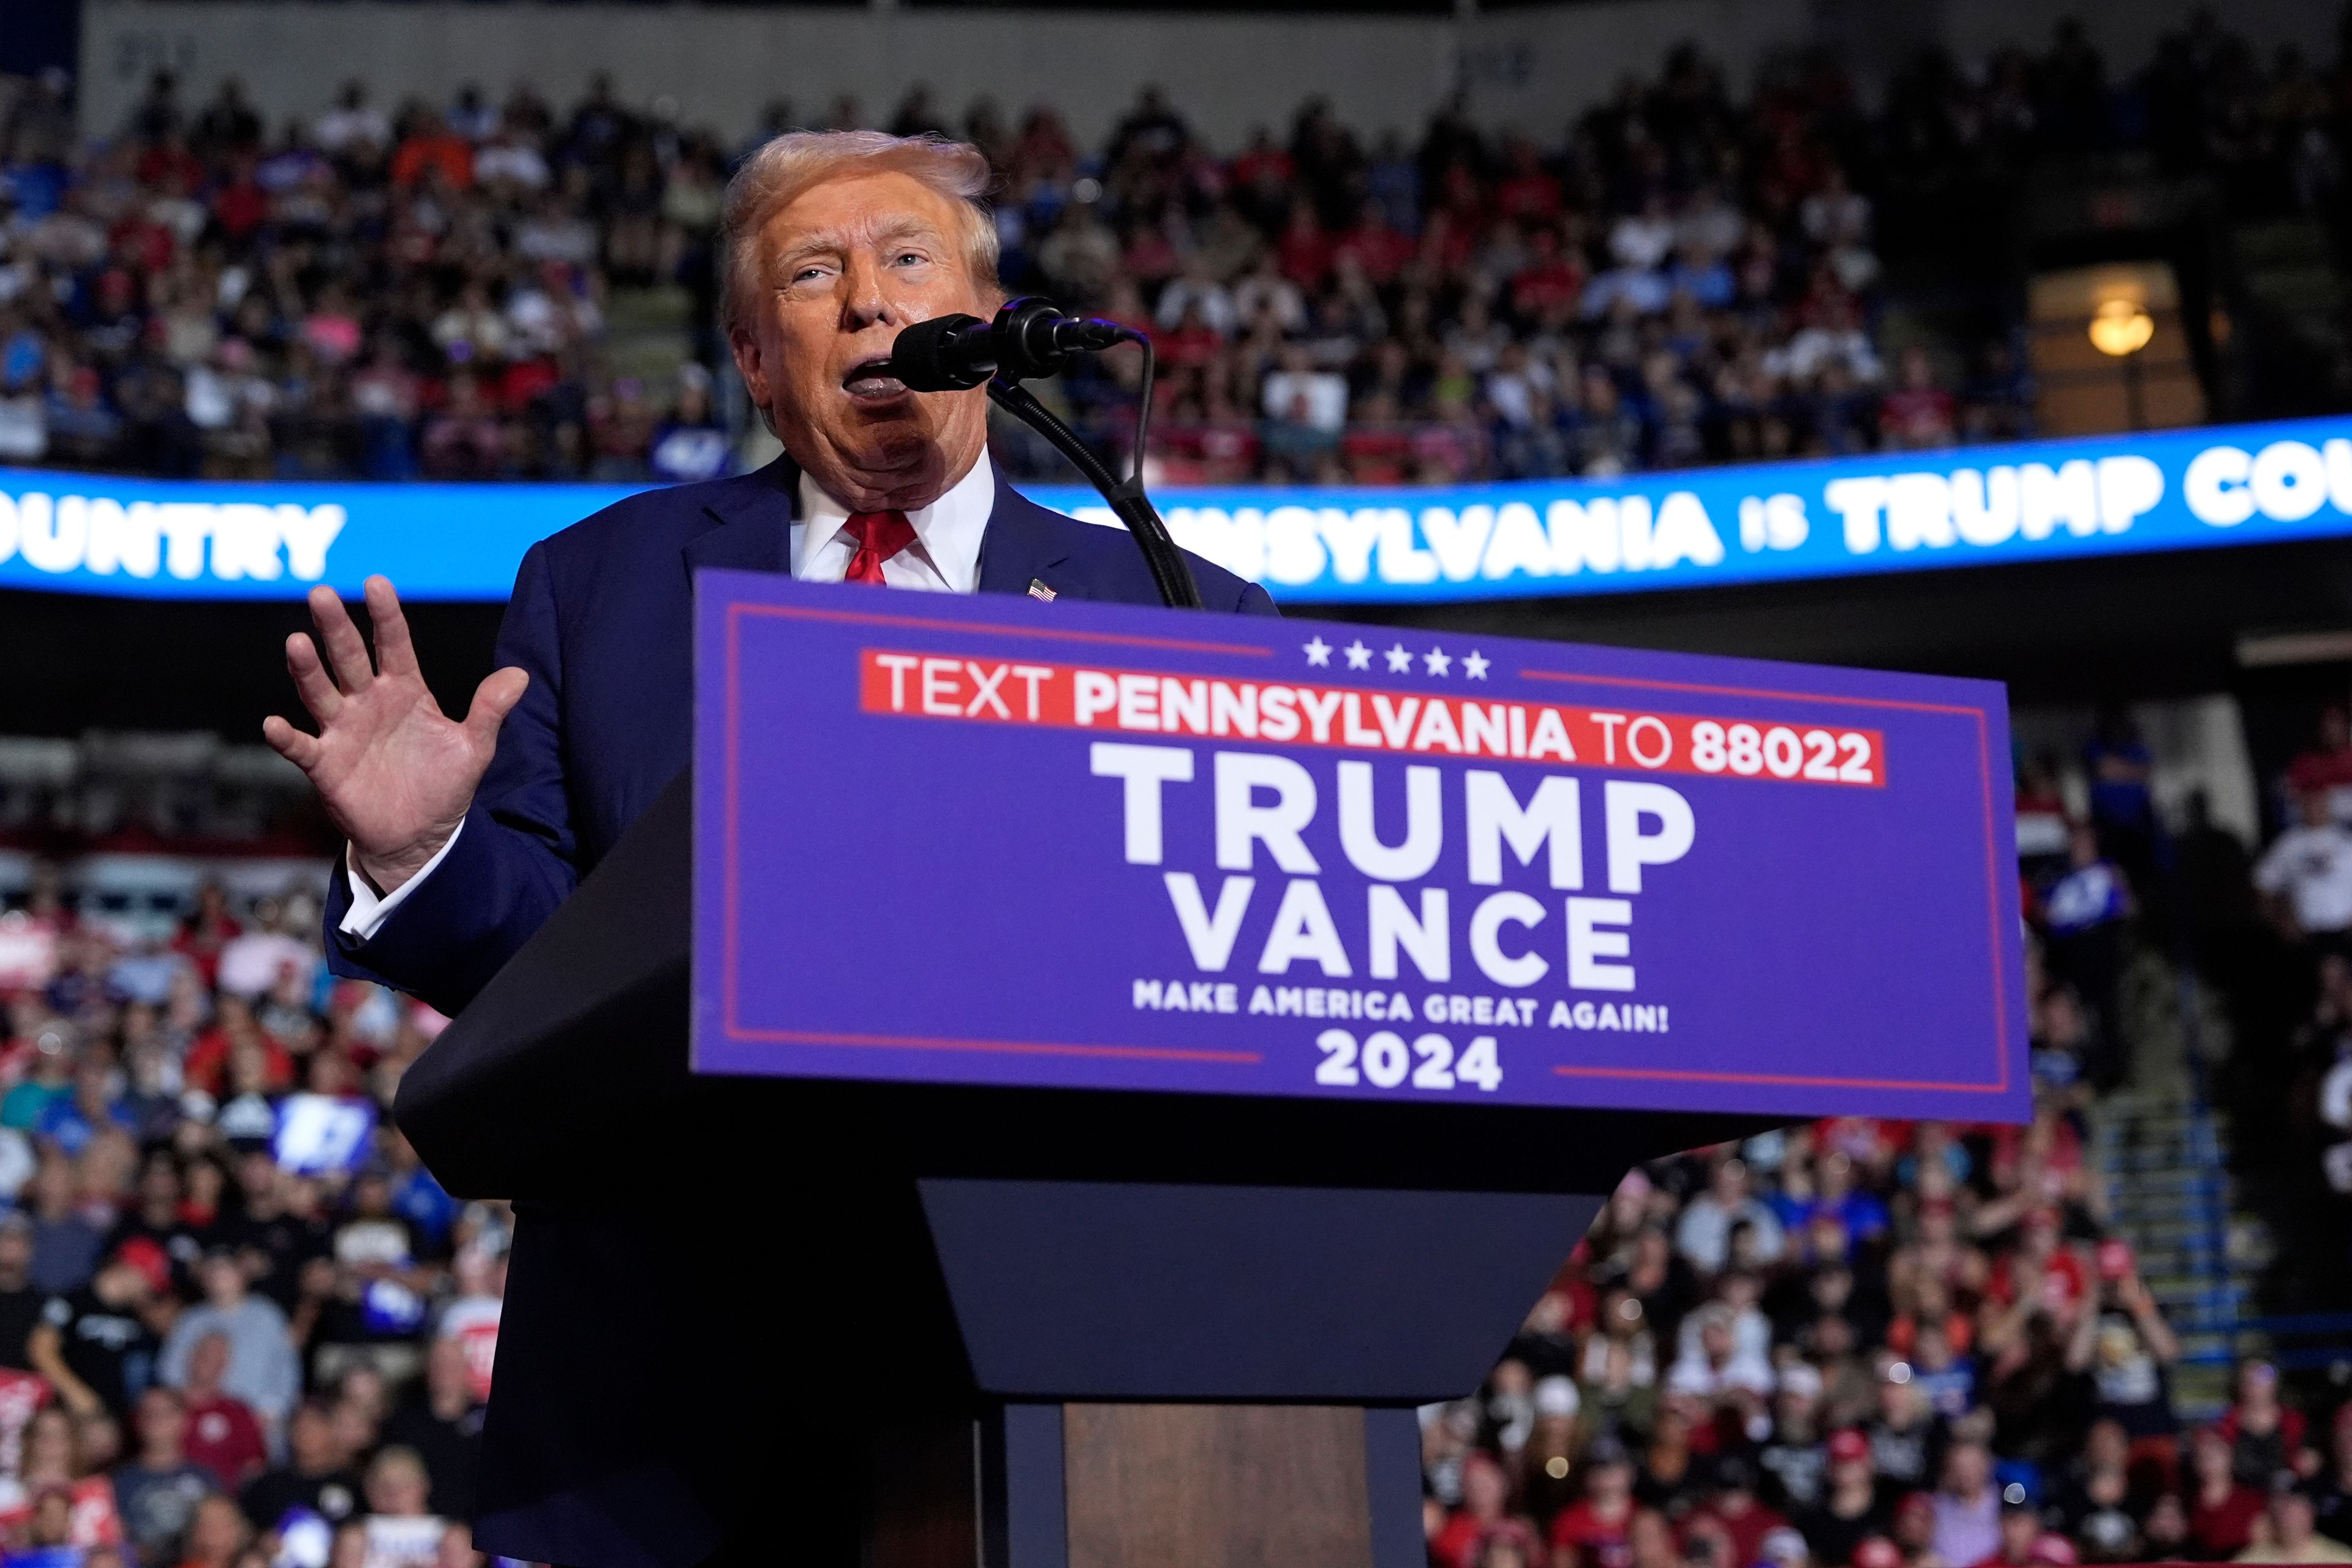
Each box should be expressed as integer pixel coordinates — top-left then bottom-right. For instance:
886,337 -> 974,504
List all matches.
889,297 -> 1136,392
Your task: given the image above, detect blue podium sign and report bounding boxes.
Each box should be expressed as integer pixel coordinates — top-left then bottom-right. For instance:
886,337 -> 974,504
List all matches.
692,573 -> 2028,1123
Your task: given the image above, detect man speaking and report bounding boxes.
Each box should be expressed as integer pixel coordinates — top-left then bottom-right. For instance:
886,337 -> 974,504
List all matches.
262,130 -> 1274,1568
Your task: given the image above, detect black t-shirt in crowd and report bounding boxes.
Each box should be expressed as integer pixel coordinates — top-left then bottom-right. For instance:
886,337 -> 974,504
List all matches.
39,1286 -> 156,1415
0,1284 -> 48,1369
381,1396 -> 484,1522
2059,1493 -> 2142,1562
239,1464 -> 363,1535
1758,1431 -> 1829,1515
217,1208 -> 333,1315
1865,1414 -> 1939,1491
1796,1488 -> 1894,1568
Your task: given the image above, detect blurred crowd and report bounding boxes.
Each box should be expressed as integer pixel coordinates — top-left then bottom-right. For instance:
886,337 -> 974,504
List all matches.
1423,1118 -> 2293,1568
0,866 -> 495,1568
1422,1009 -> 2315,1568
0,7 -> 2345,488
0,69 -> 730,486
0,689 -> 2345,1568
2253,707 -> 2352,1287
1422,714 -> 2352,1568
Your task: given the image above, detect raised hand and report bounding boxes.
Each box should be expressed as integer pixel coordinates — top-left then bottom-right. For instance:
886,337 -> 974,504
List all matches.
263,576 -> 529,897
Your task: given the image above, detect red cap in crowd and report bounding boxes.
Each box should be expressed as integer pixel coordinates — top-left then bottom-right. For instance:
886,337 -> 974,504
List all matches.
111,1237 -> 170,1296
1828,1428 -> 1871,1465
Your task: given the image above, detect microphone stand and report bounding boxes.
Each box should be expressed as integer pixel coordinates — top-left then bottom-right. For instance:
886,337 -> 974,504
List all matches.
987,343 -> 1203,611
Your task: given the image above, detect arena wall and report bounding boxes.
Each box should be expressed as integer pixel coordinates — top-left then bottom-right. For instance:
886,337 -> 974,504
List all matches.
74,0 -> 2343,151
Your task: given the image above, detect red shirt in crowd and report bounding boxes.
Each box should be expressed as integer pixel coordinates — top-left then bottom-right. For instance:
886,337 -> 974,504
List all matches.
1229,144 -> 1294,190
180,1030 -> 295,1098
1879,383 -> 1957,445
1511,251 -> 1585,319
1494,170 -> 1565,223
1430,1509 -> 1491,1568
392,132 -> 473,190
108,216 -> 176,277
1333,219 -> 1414,286
1158,321 -> 1223,371
1687,1496 -> 1788,1567
1550,1499 -> 1635,1568
171,917 -> 241,990
2187,1484 -> 2265,1558
1275,217 -> 1334,290
1987,1246 -> 2089,1319
211,179 -> 268,241
2288,744 -> 2352,797
134,143 -> 203,192
184,1393 -> 268,1488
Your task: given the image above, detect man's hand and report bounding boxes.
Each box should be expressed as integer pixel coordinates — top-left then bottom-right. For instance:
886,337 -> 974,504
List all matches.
263,576 -> 528,897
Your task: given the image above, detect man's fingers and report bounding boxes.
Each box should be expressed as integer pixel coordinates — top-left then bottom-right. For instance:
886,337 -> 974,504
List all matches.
364,575 -> 421,680
461,666 -> 531,754
309,584 -> 375,695
285,633 -> 342,724
260,715 -> 322,772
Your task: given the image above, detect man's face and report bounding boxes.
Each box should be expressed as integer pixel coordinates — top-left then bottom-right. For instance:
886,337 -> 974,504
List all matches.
136,1392 -> 180,1450
2000,1510 -> 2037,1555
729,170 -> 993,513
290,1408 -> 333,1470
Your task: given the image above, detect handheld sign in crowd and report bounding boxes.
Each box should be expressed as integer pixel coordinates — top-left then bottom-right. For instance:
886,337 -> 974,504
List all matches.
693,573 -> 2029,1124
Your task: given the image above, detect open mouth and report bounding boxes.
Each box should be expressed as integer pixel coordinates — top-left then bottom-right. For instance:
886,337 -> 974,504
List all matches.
842,358 -> 909,401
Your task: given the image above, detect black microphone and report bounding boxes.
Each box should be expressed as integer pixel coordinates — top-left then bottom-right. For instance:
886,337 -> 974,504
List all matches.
889,297 -> 1133,391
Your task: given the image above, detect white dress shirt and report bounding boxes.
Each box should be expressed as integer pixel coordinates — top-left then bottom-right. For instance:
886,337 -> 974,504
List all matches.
791,447 -> 995,592
338,452 -> 995,940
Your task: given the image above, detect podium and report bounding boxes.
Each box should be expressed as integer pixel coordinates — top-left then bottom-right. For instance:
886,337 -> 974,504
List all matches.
397,773 -> 1776,1566
394,575 -> 2026,1567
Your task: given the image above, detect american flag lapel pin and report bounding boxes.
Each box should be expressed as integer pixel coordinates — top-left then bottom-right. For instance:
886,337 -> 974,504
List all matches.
1028,578 -> 1057,601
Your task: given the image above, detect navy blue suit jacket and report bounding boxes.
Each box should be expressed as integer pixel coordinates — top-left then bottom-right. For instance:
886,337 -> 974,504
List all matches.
325,458 -> 1275,1568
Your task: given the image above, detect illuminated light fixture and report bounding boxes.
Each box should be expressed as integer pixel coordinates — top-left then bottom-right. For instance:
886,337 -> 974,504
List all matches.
2089,297 -> 2155,356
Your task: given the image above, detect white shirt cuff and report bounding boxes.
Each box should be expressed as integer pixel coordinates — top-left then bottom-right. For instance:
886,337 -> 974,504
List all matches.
337,818 -> 465,941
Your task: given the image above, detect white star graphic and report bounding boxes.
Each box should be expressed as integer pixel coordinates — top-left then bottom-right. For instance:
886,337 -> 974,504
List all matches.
1423,646 -> 1452,677
1343,640 -> 1373,671
1384,643 -> 1414,673
1303,636 -> 1332,667
1463,649 -> 1491,680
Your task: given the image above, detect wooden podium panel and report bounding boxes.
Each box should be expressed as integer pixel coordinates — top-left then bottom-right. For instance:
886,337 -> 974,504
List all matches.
1063,1406 -> 1373,1568
869,1402 -> 1422,1568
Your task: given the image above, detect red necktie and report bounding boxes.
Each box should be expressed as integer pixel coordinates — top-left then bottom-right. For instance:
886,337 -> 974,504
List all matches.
842,510 -> 916,585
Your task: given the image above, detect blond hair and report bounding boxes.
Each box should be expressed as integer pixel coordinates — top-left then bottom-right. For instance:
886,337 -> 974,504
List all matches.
719,130 -> 999,334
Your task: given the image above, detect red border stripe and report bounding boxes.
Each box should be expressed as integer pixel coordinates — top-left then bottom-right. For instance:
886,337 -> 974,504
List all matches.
725,1026 -> 1262,1065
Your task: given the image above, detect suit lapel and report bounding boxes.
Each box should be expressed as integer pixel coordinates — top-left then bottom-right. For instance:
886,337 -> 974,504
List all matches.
975,469 -> 1078,600
682,454 -> 799,581
689,456 -> 1080,598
